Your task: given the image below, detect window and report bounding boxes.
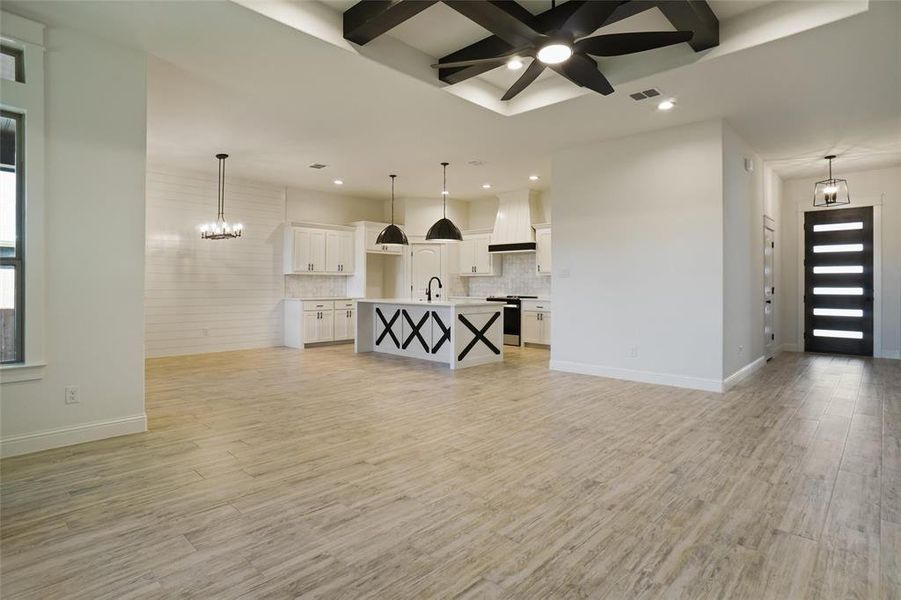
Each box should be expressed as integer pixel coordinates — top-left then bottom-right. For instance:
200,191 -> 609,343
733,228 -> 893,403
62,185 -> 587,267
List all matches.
0,44 -> 24,83
1,111 -> 23,363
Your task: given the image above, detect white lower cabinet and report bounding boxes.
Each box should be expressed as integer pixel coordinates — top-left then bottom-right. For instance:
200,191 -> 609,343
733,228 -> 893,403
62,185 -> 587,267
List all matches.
334,308 -> 355,341
521,300 -> 551,346
303,309 -> 333,343
285,299 -> 355,348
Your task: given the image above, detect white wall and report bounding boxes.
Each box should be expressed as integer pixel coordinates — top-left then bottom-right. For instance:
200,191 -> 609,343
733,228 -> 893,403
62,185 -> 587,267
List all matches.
467,198 -> 499,231
399,197 -> 469,237
722,123 -> 765,378
286,187 -> 385,224
0,24 -> 147,456
550,120 -> 726,391
145,168 -> 286,358
781,165 -> 901,357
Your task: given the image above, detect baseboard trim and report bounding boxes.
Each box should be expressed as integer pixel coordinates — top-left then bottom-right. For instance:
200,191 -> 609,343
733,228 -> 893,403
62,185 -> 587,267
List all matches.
782,343 -> 800,352
0,414 -> 147,458
878,350 -> 901,360
549,360 -> 724,393
723,356 -> 766,391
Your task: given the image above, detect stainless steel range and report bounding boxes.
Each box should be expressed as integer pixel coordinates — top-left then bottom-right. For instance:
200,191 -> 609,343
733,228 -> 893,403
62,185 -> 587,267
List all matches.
486,295 -> 537,346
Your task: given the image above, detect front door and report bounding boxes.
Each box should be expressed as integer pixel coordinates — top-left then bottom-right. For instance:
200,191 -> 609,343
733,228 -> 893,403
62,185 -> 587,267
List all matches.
804,206 -> 874,356
410,244 -> 444,301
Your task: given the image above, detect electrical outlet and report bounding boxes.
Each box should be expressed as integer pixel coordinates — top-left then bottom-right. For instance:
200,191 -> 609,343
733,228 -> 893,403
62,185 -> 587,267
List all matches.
202,328 -> 209,337
738,345 -> 744,354
65,385 -> 80,405
629,346 -> 639,358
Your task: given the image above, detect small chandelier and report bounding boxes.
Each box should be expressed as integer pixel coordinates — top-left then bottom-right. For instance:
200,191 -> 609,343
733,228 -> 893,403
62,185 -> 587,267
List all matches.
376,174 -> 408,246
200,153 -> 243,239
813,154 -> 850,207
425,162 -> 463,242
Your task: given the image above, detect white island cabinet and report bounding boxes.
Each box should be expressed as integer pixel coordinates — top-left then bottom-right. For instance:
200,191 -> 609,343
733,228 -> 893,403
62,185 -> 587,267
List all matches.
355,299 -> 504,369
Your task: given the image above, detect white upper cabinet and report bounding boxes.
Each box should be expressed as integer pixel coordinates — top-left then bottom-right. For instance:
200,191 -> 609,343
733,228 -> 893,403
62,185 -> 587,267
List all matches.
457,232 -> 500,276
535,226 -> 551,276
325,230 -> 354,273
284,225 -> 355,275
363,223 -> 403,254
292,228 -> 314,273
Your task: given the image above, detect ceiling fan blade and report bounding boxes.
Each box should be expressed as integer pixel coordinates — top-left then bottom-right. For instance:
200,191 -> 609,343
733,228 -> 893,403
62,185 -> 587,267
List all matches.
501,61 -> 546,101
444,1 -> 544,49
432,48 -> 533,70
574,31 -> 694,56
559,0 -> 620,39
551,53 -> 614,95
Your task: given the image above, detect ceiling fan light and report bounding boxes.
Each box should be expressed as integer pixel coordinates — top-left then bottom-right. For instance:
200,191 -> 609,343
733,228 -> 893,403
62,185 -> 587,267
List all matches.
537,43 -> 572,65
657,99 -> 675,111
506,57 -> 524,70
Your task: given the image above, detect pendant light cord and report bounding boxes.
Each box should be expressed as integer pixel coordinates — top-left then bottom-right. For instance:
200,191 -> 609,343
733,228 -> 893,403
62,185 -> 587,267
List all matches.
218,156 -> 225,221
441,161 -> 449,218
390,174 -> 396,223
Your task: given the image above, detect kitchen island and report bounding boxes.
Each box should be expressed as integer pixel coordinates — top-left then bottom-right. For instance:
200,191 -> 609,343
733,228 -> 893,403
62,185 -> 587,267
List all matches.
355,299 -> 503,369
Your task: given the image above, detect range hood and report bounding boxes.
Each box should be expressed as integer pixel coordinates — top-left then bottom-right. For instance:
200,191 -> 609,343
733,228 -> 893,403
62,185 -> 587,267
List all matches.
489,190 -> 540,253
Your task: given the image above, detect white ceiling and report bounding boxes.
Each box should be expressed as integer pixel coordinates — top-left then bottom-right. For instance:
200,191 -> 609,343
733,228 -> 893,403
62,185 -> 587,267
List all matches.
4,0 -> 900,201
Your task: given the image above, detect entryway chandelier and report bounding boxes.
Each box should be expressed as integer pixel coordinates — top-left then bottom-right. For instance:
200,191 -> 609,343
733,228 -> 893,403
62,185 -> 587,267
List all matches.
200,153 -> 243,239
813,154 -> 850,207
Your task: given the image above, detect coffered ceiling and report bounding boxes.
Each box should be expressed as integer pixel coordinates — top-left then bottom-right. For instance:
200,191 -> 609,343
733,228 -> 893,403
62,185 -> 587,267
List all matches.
4,0 -> 899,200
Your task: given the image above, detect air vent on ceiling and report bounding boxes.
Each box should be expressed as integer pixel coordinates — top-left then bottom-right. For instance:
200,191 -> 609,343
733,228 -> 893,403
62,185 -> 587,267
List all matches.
308,163 -> 327,169
629,88 -> 662,101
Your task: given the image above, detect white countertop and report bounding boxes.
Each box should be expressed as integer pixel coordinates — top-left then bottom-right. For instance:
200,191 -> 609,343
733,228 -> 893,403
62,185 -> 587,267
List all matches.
284,297 -> 359,301
356,298 -> 497,307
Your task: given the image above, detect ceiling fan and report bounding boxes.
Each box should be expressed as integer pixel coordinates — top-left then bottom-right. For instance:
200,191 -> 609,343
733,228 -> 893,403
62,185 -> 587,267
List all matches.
433,1 -> 694,101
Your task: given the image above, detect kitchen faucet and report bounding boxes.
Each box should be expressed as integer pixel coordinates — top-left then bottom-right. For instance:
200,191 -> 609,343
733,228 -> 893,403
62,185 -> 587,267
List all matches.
426,277 -> 442,302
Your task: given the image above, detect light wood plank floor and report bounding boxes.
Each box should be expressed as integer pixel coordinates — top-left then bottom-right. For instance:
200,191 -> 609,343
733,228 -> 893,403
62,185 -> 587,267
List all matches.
2,346 -> 899,599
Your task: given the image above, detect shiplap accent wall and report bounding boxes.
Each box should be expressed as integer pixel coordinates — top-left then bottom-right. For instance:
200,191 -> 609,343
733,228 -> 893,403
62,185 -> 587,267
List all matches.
145,168 -> 285,358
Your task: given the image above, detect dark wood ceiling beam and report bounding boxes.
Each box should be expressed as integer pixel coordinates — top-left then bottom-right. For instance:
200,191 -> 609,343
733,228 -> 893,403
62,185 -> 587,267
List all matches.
343,0 -> 438,46
655,0 -> 719,51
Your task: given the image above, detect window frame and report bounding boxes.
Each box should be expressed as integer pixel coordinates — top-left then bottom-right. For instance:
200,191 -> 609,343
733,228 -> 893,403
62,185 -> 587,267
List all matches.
1,109 -> 24,364
0,44 -> 25,83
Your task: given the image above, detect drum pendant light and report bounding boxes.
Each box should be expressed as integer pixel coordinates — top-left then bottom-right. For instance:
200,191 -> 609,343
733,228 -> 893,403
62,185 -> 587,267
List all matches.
425,162 -> 463,242
376,174 -> 408,246
813,155 -> 850,207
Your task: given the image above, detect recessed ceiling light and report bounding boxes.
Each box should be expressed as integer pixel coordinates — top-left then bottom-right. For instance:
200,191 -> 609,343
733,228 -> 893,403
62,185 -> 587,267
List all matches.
529,175 -> 540,181
482,183 -> 492,189
537,43 -> 572,65
506,57 -> 523,70
333,179 -> 344,185
657,99 -> 675,111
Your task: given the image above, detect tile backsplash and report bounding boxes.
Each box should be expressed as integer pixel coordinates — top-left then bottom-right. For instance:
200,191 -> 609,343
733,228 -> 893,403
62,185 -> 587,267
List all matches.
467,253 -> 551,297
285,275 -> 348,298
